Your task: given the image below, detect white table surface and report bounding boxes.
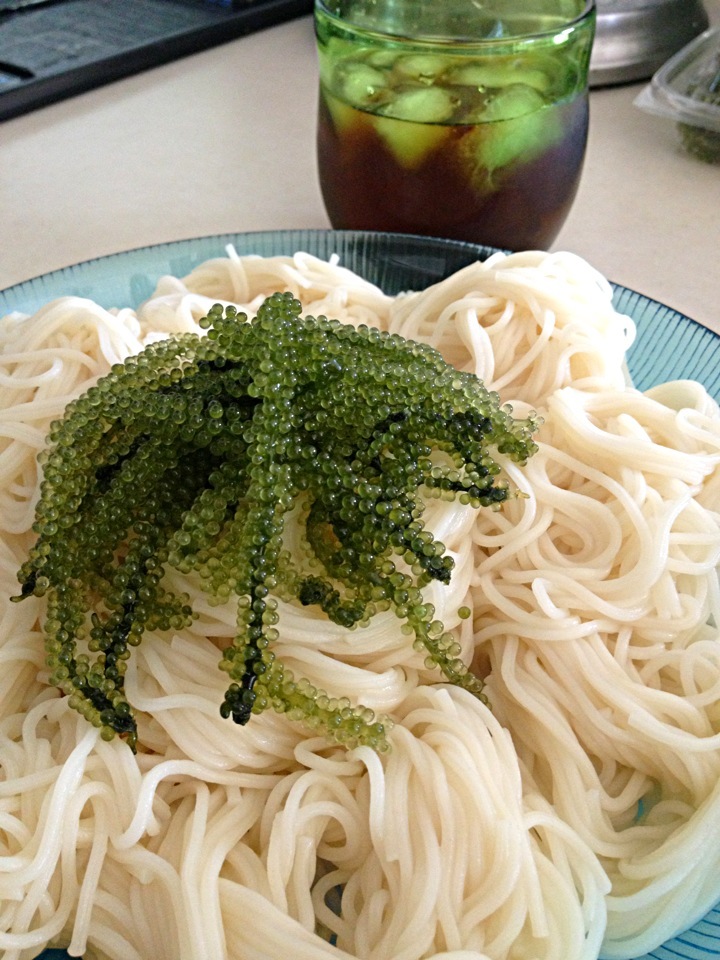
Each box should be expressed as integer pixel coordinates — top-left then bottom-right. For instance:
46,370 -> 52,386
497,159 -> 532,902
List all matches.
1,4 -> 719,333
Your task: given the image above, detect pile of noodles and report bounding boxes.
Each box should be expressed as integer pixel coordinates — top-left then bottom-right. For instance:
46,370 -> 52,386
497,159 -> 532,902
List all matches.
1,248 -> 719,960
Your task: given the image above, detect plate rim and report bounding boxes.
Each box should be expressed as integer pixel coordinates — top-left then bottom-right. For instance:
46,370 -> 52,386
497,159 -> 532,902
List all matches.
0,227 -> 713,338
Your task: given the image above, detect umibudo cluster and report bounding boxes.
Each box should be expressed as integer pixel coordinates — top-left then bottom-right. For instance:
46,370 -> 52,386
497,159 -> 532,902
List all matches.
15,292 -> 538,751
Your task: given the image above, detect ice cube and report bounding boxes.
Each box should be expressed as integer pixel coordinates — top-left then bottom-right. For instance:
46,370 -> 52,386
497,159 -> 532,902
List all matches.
366,49 -> 399,70
477,84 -> 546,122
481,110 -> 554,171
326,95 -> 362,135
381,86 -> 455,123
460,102 -> 563,184
449,61 -> 550,94
394,54 -> 450,83
336,61 -> 388,108
372,114 -> 450,169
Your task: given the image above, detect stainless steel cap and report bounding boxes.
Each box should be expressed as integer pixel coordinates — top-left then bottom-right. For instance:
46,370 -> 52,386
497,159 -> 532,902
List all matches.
590,0 -> 710,86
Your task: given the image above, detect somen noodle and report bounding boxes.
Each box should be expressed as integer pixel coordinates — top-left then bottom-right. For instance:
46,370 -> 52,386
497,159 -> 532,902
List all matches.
1,248 -> 719,960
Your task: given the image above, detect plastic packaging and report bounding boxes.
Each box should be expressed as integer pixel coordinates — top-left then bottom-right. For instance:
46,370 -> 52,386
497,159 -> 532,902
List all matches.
634,26 -> 720,164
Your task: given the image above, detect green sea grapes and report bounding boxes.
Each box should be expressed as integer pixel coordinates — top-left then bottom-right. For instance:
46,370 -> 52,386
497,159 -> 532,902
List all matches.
15,292 -> 539,752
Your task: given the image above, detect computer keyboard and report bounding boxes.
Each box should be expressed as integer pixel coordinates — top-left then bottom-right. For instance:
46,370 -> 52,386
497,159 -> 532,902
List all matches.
0,0 -> 313,121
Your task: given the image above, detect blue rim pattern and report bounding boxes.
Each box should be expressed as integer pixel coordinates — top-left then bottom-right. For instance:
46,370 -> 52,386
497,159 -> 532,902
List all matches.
635,902 -> 720,960
1,230 -> 718,960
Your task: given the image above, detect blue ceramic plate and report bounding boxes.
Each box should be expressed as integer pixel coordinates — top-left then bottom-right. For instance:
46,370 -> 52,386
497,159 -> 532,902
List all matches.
1,229 -> 719,960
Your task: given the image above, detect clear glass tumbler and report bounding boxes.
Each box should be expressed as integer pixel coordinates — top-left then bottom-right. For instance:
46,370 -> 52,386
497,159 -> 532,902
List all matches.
315,0 -> 596,250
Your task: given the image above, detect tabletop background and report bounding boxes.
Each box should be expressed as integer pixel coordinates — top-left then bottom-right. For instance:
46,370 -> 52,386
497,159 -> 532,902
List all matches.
1,2 -> 719,332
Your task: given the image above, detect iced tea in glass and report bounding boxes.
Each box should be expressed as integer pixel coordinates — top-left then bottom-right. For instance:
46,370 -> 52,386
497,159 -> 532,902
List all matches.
315,0 -> 596,250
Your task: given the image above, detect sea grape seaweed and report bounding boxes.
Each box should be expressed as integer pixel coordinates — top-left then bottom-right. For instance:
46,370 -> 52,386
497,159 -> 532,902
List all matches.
15,292 -> 539,752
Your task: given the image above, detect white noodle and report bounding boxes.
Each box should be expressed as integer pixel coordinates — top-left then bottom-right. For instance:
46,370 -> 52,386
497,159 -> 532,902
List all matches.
0,249 -> 718,960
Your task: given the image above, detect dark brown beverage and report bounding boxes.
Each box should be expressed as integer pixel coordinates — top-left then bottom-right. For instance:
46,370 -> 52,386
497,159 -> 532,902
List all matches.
317,89 -> 589,250
315,4 -> 595,250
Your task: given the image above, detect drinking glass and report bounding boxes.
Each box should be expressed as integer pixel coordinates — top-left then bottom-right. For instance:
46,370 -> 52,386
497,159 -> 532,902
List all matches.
315,0 -> 596,250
